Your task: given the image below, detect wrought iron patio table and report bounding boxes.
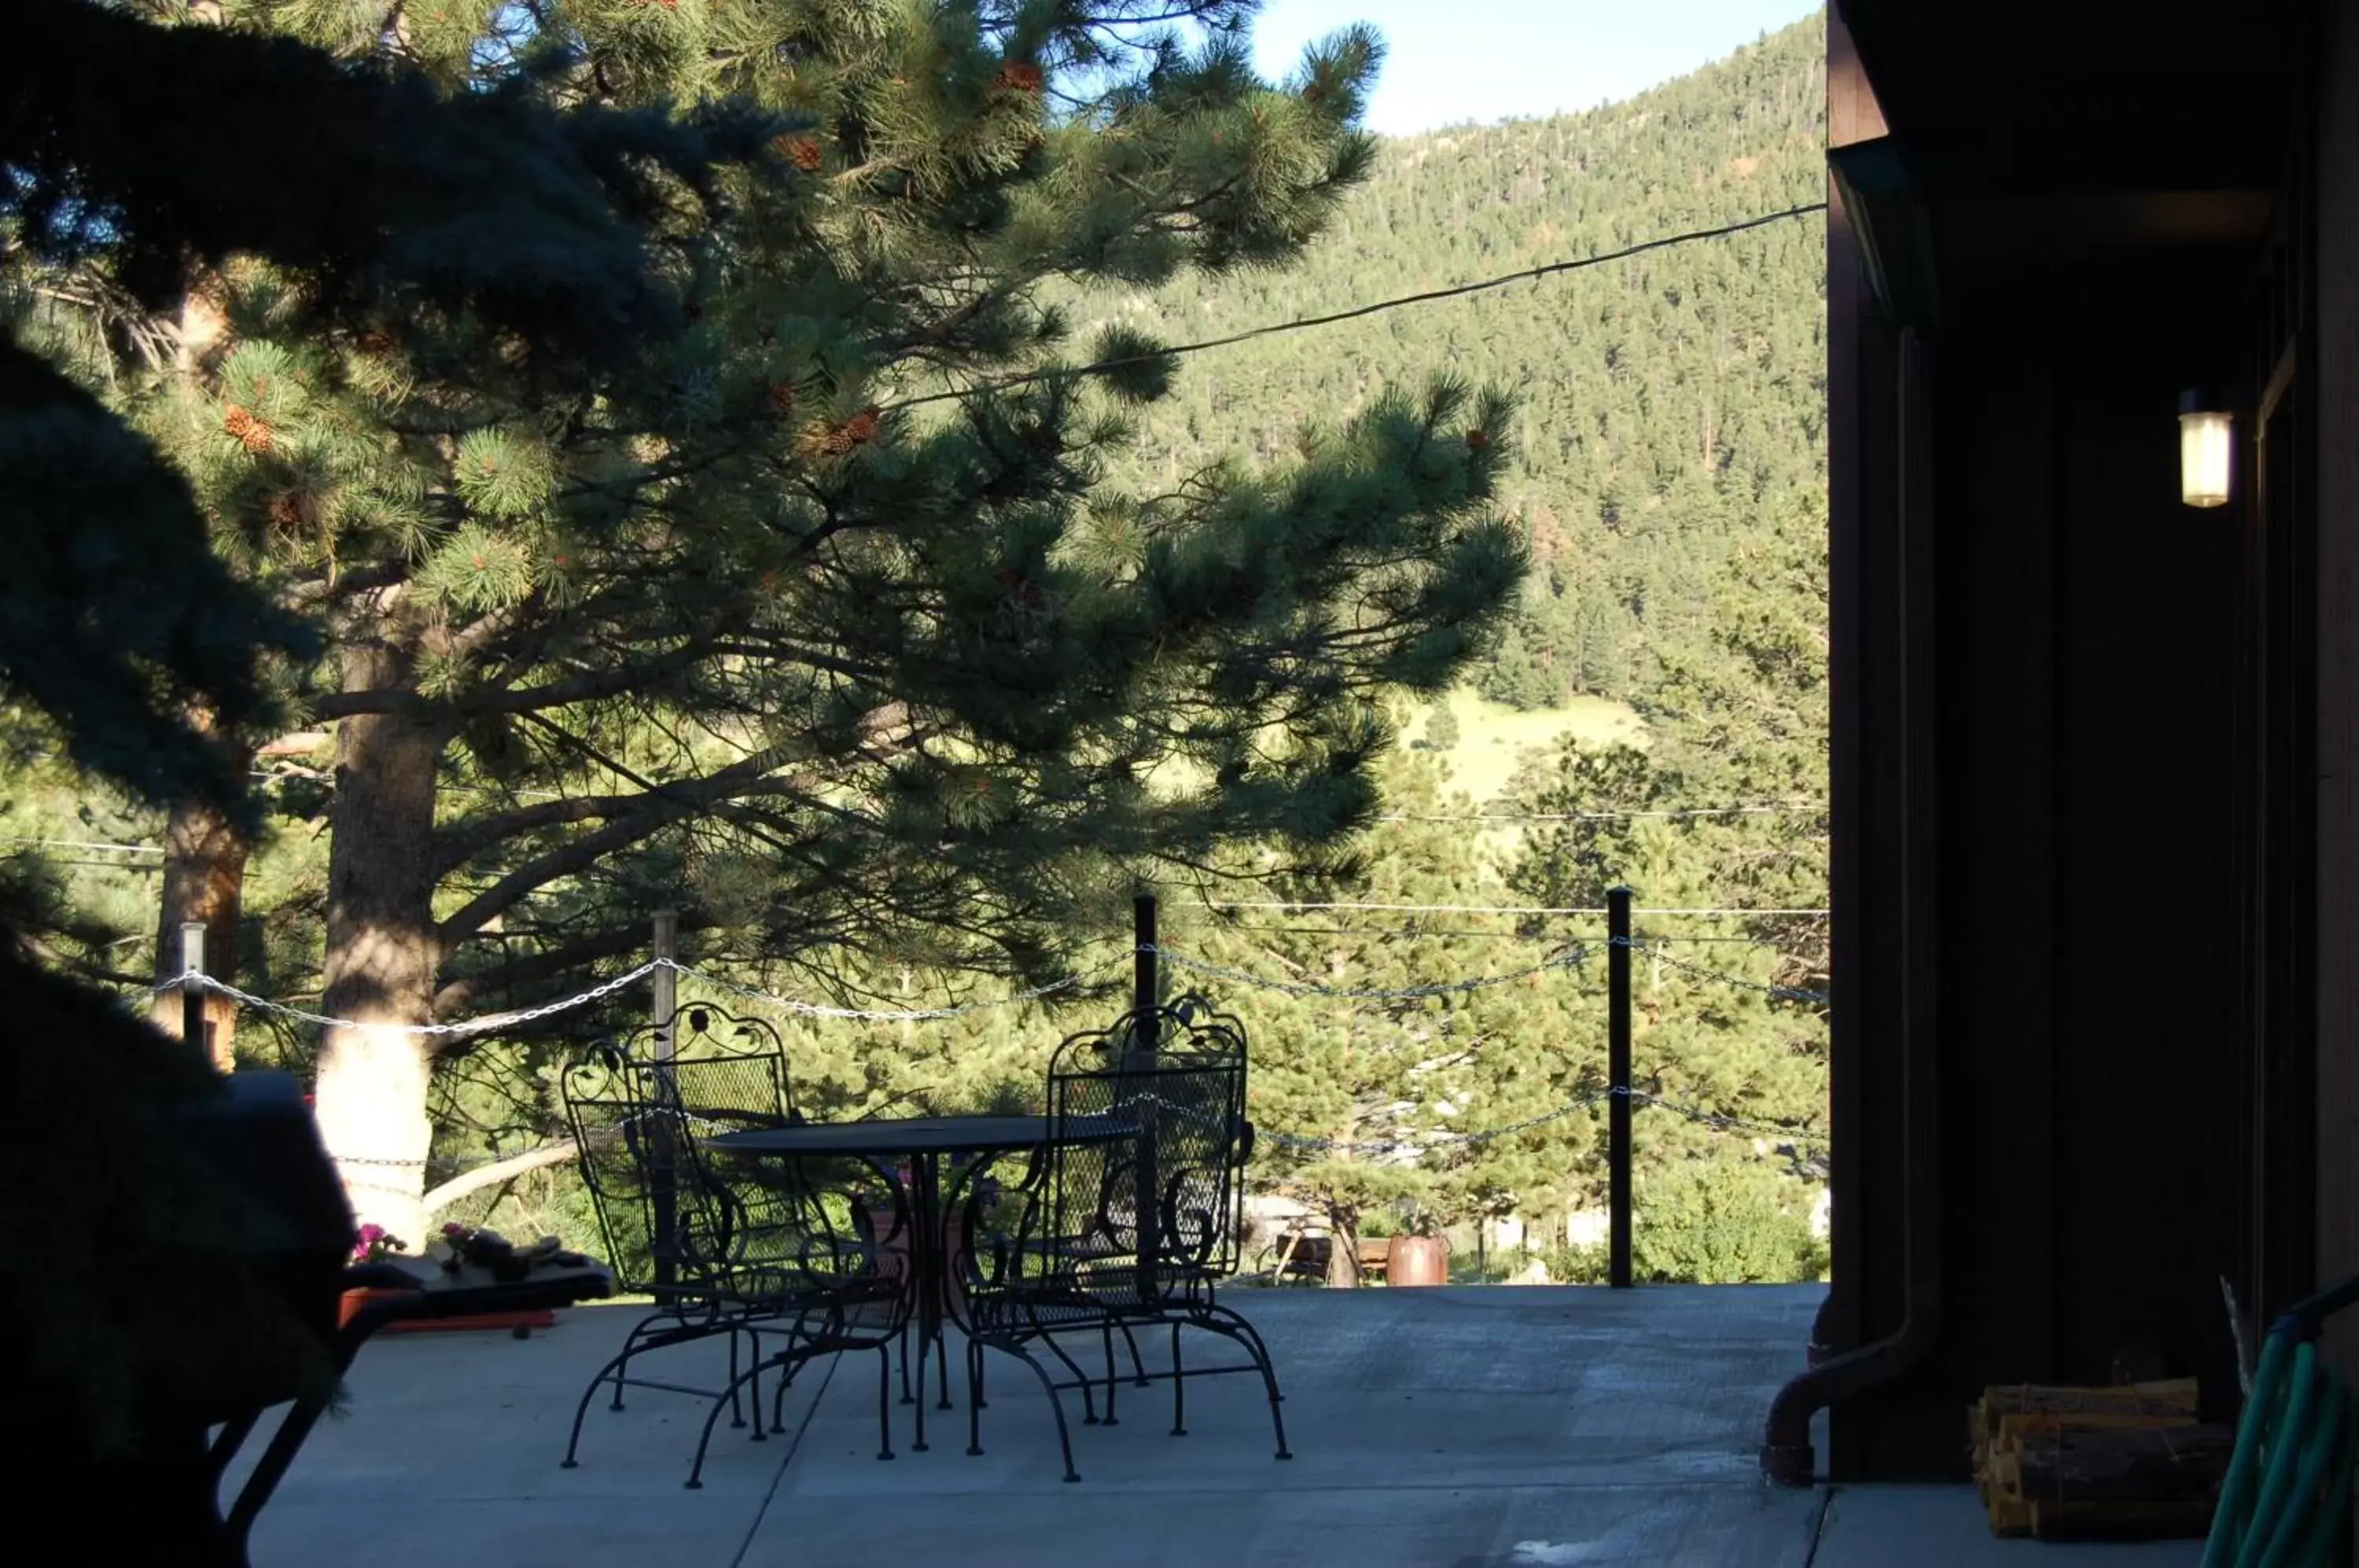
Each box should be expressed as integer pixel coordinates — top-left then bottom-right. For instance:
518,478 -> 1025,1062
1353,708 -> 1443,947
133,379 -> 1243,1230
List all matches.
707,1113 -> 1136,1453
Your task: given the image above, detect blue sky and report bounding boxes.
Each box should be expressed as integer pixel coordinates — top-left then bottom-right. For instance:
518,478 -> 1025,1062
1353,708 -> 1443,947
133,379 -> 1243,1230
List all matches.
1246,0 -> 1820,137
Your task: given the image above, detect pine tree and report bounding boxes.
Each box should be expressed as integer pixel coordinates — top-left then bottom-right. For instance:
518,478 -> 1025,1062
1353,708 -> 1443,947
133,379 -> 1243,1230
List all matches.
63,2 -> 1526,1235
1422,698 -> 1461,752
0,1 -> 746,1548
1476,622 -> 1561,710
1501,486 -> 1829,1280
1185,752 -> 1603,1284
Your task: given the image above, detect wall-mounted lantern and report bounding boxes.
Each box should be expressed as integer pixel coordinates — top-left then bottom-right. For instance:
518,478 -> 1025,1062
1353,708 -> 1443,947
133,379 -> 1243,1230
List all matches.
2179,389 -> 2234,509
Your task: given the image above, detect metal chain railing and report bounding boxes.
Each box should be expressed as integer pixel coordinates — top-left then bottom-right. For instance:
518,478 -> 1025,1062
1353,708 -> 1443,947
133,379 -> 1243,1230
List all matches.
156,914 -> 1830,1187
153,954 -> 1123,1036
152,961 -> 664,1038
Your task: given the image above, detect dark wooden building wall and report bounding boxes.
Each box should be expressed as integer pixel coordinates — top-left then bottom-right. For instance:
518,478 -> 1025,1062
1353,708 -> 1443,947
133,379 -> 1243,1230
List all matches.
1824,0 -> 2353,1490
1824,19 -> 2259,1480
2314,0 -> 2359,1400
1830,319 -> 2250,1482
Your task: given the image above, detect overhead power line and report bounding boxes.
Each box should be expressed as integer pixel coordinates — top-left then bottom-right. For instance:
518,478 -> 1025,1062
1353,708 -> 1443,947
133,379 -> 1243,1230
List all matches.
1198,900 -> 1828,917
892,202 -> 1830,410
1376,804 -> 1824,824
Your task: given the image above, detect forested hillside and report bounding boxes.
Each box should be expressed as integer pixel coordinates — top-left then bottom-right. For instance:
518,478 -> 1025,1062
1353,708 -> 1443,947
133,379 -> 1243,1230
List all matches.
1085,14 -> 1827,707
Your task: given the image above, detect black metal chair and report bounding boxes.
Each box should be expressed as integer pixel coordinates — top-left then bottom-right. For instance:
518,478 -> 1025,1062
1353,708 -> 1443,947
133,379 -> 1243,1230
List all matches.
654,1047 -> 914,1484
558,1014 -> 912,1486
958,996 -> 1290,1481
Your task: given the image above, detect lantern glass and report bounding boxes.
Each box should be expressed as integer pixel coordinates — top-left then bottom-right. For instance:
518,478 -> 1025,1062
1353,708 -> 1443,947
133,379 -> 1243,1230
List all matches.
2180,408 -> 2233,508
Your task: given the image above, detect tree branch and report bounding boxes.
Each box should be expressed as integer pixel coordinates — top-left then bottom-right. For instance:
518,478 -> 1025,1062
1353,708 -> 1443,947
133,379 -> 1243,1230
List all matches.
433,913 -> 712,1016
421,1140 -> 585,1216
432,790 -> 646,875
433,750 -> 790,947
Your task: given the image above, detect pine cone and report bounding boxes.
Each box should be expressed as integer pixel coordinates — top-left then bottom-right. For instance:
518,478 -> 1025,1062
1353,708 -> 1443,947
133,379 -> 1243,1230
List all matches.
994,62 -> 1045,94
356,328 -> 398,356
777,135 -> 825,171
842,407 -> 881,445
264,490 -> 318,531
767,381 -> 799,417
223,405 -> 274,455
1465,429 -> 1492,451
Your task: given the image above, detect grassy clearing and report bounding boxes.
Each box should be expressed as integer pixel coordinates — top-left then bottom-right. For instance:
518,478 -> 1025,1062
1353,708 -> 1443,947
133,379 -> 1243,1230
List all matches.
1406,689 -> 1643,806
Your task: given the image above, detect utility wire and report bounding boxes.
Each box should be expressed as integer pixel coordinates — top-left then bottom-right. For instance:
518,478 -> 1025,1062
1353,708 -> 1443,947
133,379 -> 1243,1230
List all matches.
891,203 -> 1830,410
1199,900 -> 1827,916
1376,805 -> 1824,823
1214,923 -> 1788,943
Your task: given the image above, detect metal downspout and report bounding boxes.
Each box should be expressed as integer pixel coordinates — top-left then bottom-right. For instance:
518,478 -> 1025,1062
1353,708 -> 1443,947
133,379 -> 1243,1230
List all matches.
1762,326 -> 1942,1487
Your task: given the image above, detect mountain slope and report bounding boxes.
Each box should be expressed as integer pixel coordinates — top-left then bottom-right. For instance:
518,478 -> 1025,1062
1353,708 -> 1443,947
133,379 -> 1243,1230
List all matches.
1091,13 -> 1827,708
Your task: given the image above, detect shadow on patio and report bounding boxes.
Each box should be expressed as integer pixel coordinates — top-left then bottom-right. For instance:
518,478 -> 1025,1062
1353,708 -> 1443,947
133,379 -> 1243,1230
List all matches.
241,1285 -> 1831,1567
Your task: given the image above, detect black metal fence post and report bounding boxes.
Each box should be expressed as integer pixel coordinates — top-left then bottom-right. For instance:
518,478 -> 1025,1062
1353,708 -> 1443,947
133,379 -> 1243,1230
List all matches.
1132,893 -> 1161,1305
1608,885 -> 1634,1290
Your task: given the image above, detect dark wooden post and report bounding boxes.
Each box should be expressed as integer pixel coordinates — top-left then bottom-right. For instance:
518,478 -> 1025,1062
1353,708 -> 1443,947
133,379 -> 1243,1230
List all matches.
180,920 -> 210,1066
650,909 -> 679,1289
1608,885 -> 1634,1290
1132,893 -> 1161,1305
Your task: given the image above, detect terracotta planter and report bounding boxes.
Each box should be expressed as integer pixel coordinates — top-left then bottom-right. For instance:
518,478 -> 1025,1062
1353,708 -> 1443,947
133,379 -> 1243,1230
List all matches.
1384,1235 -> 1450,1288
337,1286 -> 422,1331
865,1216 -> 969,1316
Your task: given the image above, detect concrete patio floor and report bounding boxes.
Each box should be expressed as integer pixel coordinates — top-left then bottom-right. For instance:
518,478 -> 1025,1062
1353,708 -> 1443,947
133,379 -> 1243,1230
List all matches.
237,1284 -> 2205,1567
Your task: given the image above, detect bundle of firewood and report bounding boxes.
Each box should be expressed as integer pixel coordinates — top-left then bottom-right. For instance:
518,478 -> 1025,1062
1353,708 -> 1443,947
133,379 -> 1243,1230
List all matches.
1971,1378 -> 2234,1540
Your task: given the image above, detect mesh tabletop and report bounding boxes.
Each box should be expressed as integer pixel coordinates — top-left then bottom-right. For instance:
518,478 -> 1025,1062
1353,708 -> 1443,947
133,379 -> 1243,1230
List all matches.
707,1113 -> 1135,1158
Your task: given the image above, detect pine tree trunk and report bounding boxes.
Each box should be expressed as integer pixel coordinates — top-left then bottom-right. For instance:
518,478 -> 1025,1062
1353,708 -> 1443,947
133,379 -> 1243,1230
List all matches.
149,711 -> 250,1072
313,638 -> 446,1239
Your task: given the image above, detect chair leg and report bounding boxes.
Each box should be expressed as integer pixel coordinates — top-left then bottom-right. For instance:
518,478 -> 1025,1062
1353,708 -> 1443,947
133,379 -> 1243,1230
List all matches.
563,1337 -> 656,1468
1100,1322 -> 1120,1426
974,1335 -> 1082,1483
966,1332 -> 987,1457
1123,1322 -> 1151,1387
935,1322 -> 952,1411
689,1352 -> 800,1490
1193,1308 -> 1292,1461
898,1323 -> 915,1405
1039,1329 -> 1101,1424
727,1327 -> 747,1429
1171,1320 -> 1187,1437
605,1309 -> 668,1413
876,1344 -> 896,1462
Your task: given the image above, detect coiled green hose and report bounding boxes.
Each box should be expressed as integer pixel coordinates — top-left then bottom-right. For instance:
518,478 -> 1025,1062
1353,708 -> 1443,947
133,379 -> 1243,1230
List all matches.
2204,1314 -> 2357,1568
